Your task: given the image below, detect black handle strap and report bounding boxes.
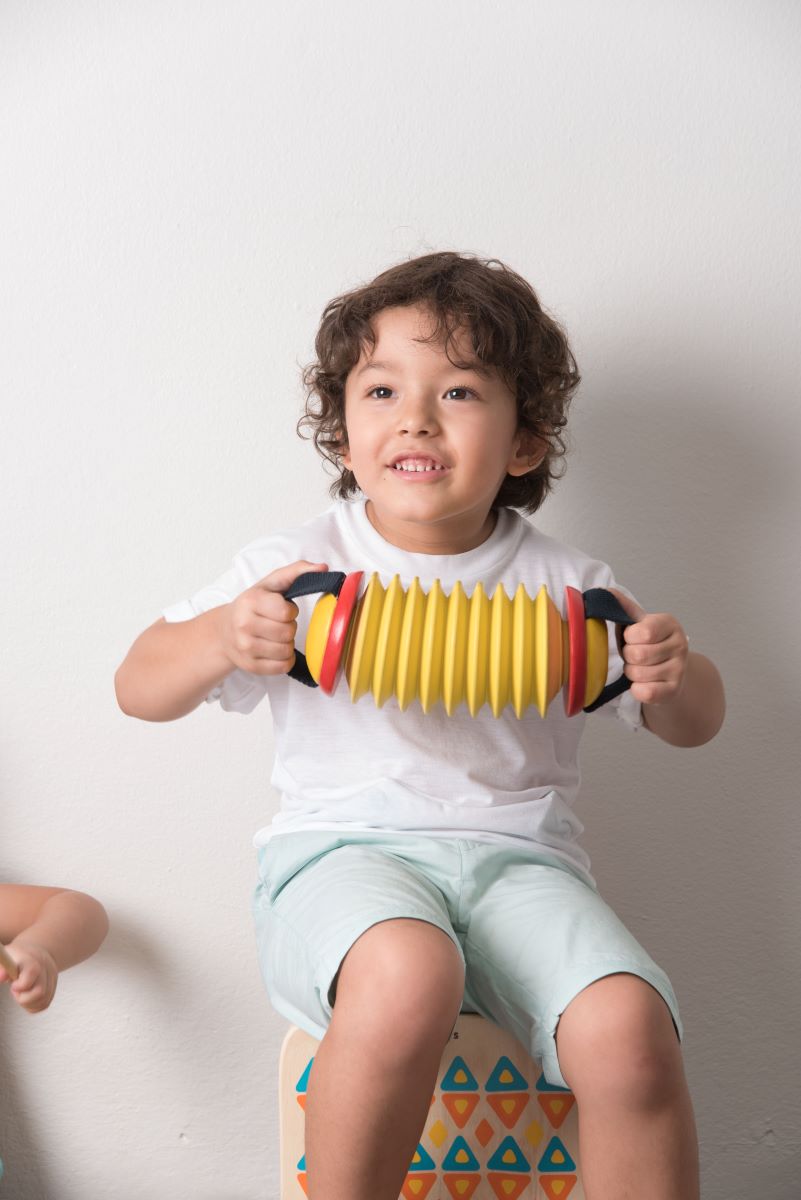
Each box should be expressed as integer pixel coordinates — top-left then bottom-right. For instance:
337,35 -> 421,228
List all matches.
581,588 -> 636,712
282,571 -> 347,687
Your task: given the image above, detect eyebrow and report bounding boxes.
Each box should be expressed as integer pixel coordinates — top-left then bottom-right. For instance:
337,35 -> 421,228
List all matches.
356,357 -> 493,379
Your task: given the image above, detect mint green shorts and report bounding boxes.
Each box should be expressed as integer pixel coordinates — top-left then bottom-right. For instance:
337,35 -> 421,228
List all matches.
252,831 -> 682,1088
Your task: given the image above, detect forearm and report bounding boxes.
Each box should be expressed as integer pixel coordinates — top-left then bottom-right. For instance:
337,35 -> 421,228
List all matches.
642,651 -> 725,747
114,606 -> 234,722
9,890 -> 109,972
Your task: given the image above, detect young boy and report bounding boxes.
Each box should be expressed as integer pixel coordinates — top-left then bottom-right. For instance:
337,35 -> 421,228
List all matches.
0,883 -> 108,1014
115,251 -> 724,1200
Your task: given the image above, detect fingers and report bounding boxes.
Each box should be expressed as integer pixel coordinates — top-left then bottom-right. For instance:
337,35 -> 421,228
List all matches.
621,629 -> 688,668
621,611 -> 680,644
626,679 -> 684,706
223,560 -> 331,675
233,637 -> 296,667
232,605 -> 297,643
11,958 -> 39,994
12,977 -> 55,1013
607,590 -> 691,707
625,665 -> 688,705
226,605 -> 298,671
9,961 -> 55,1013
223,637 -> 296,675
624,659 -> 679,680
622,633 -> 689,707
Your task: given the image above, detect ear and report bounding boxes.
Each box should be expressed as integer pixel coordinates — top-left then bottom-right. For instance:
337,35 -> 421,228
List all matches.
506,428 -> 548,477
332,428 -> 351,470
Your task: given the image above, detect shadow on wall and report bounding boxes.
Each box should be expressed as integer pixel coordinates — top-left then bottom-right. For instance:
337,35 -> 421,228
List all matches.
573,340 -> 800,782
0,1016 -> 59,1200
0,916 -> 176,1200
572,350 -> 801,1199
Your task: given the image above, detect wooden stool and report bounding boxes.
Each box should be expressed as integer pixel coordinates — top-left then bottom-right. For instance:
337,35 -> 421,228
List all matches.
279,1013 -> 584,1199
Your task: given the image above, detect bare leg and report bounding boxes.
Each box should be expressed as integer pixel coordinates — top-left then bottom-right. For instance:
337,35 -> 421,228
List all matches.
555,973 -> 700,1200
304,917 -> 465,1200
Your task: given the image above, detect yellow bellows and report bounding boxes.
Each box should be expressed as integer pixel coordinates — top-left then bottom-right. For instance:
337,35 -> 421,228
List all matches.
305,572 -> 609,719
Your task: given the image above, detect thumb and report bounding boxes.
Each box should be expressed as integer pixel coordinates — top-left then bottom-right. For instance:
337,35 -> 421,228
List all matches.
259,560 -> 330,595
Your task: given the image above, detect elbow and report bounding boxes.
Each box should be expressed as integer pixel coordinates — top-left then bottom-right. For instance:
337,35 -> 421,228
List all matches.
702,689 -> 727,745
114,692 -> 133,718
113,674 -> 185,723
114,665 -> 150,720
61,890 -> 111,956
683,723 -> 723,749
642,689 -> 726,748
81,895 -> 111,948
694,672 -> 727,746
114,664 -> 133,716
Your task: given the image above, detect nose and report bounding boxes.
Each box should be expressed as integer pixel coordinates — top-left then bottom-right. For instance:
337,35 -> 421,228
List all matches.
397,389 -> 441,436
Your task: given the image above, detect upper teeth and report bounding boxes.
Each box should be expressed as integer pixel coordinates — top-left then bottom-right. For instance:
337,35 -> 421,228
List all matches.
393,461 -> 445,471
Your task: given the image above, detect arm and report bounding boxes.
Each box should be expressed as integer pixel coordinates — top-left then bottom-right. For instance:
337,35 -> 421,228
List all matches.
114,559 -> 329,722
609,589 -> 725,748
641,650 -> 725,747
114,607 -> 234,722
0,884 -> 109,1013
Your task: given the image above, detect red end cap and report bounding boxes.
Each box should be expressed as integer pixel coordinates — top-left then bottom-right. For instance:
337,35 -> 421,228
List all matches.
563,586 -> 587,717
318,571 -> 363,694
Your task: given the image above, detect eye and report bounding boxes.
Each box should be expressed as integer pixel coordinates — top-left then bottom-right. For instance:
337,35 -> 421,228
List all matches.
365,384 -> 478,400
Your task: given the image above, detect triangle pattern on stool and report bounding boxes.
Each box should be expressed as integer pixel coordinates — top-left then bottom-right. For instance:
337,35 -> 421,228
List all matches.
487,1092 -> 529,1128
487,1174 -> 530,1200
538,1135 -> 576,1173
408,1143 -> 437,1172
539,1175 -> 578,1199
401,1176 -> 438,1199
486,1135 -> 531,1173
538,1092 -> 576,1129
486,1056 -> 529,1092
442,1135 -> 481,1172
443,1091 -> 481,1127
443,1177 -> 482,1200
441,1055 -> 480,1091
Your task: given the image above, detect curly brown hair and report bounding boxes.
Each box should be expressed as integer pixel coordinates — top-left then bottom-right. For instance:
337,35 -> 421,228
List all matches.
297,250 -> 580,514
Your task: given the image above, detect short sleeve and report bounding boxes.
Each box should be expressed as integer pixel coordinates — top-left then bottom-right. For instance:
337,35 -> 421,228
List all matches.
161,542 -> 282,715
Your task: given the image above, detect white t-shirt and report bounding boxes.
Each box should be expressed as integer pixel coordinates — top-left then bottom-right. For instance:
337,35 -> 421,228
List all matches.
163,497 -> 642,885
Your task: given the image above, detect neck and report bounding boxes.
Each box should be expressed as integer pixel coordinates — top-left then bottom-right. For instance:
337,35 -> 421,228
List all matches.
364,500 -> 498,555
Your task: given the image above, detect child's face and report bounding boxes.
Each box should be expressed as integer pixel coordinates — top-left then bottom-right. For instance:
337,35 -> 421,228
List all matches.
341,303 -> 542,554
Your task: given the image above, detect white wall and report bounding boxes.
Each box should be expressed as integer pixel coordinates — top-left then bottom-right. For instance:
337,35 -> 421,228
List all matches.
1,2 -> 799,1197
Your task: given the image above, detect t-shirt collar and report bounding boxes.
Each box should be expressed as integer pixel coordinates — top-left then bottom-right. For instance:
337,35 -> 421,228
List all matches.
336,495 -> 526,584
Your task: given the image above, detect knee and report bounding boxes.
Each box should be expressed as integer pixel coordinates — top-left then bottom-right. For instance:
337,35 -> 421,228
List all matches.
332,918 -> 465,1060
555,974 -> 682,1109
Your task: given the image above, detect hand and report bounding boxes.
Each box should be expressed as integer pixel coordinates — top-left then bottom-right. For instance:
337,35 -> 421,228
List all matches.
1,940 -> 58,1013
216,560 -> 329,677
608,589 -> 690,707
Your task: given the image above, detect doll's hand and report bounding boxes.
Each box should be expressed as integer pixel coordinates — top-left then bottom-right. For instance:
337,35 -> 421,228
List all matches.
607,589 -> 690,706
2,941 -> 58,1013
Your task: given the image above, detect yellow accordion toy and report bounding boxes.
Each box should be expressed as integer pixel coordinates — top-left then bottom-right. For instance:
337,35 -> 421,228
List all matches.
284,570 -> 635,720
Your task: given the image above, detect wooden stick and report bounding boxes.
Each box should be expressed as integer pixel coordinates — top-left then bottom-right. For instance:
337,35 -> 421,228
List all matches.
0,942 -> 19,981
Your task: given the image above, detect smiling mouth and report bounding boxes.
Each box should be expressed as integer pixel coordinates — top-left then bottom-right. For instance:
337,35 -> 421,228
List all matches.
388,462 -> 450,474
